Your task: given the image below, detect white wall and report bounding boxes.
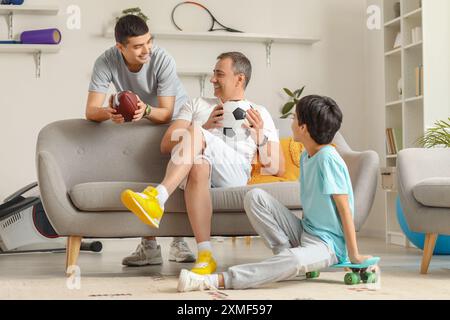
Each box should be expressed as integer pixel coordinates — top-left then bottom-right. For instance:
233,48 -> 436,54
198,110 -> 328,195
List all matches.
422,0 -> 450,127
362,0 -> 386,238
0,0 -> 380,233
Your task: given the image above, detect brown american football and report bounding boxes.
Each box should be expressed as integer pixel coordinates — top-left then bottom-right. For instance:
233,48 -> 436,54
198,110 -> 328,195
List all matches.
116,91 -> 139,122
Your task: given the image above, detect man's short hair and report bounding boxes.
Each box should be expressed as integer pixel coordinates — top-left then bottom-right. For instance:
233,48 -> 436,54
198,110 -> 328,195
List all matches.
115,15 -> 149,45
296,95 -> 343,145
217,52 -> 252,89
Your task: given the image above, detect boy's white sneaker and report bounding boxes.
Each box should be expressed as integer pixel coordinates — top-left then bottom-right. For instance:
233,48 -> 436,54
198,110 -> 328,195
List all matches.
177,269 -> 216,292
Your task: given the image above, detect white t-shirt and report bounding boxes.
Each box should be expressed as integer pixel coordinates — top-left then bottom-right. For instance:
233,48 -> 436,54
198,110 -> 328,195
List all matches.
174,97 -> 279,163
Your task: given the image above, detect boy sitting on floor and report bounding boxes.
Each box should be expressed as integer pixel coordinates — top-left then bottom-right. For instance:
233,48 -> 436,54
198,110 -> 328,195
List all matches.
177,95 -> 372,291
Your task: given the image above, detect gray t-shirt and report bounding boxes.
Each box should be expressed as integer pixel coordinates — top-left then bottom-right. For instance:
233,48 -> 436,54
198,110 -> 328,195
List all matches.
89,44 -> 189,117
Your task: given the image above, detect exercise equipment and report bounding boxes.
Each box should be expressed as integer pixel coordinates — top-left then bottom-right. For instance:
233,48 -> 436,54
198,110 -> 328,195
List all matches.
0,182 -> 102,253
20,28 -> 61,45
171,1 -> 243,33
396,197 -> 450,255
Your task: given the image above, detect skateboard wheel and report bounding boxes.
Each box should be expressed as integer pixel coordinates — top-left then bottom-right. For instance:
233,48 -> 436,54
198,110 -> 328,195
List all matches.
344,273 -> 360,285
306,271 -> 320,279
364,272 -> 377,284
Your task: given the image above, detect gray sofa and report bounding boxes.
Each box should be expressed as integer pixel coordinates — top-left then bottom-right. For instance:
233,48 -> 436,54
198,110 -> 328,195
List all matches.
397,148 -> 450,274
36,118 -> 379,274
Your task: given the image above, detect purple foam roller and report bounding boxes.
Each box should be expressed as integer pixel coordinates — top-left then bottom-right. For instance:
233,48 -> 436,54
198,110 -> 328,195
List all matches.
20,28 -> 62,45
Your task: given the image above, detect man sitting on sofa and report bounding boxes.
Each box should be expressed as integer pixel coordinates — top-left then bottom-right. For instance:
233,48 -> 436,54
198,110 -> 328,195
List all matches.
85,14 -> 195,266
121,51 -> 285,275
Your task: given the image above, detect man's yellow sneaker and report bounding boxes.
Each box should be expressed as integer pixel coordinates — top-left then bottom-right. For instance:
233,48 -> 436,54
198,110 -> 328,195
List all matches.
191,250 -> 217,275
121,186 -> 164,228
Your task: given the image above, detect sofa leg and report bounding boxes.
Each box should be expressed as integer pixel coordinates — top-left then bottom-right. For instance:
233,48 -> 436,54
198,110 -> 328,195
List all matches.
245,236 -> 252,246
66,236 -> 82,276
421,233 -> 437,274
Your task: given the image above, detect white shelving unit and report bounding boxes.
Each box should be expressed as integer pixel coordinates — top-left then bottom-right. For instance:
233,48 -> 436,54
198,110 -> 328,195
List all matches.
382,0 -> 450,247
382,0 -> 425,247
0,4 -> 60,78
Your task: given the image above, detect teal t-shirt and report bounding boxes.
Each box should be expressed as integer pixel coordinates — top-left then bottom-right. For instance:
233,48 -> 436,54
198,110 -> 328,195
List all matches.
300,145 -> 354,263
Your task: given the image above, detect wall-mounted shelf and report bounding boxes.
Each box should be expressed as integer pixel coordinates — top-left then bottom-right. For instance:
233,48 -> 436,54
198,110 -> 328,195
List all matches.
104,31 -> 320,66
0,4 -> 60,78
0,44 -> 60,53
151,31 -> 320,44
0,44 -> 60,78
0,4 -> 59,15
0,4 -> 59,39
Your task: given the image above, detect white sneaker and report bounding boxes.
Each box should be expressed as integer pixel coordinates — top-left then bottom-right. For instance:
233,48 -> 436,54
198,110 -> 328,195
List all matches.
169,240 -> 196,263
122,242 -> 163,267
177,269 -> 217,292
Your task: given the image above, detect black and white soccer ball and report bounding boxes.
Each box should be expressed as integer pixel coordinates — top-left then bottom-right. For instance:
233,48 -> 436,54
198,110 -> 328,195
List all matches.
221,100 -> 252,139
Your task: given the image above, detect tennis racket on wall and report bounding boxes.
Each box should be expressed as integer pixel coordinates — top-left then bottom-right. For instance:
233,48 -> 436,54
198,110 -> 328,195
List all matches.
171,1 -> 244,33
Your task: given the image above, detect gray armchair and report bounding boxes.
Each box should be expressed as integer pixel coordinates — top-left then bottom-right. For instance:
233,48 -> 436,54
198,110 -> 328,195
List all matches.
397,148 -> 450,274
36,118 -> 379,274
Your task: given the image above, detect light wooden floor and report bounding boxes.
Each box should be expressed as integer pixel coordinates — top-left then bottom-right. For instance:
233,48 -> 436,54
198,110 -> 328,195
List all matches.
0,237 -> 449,300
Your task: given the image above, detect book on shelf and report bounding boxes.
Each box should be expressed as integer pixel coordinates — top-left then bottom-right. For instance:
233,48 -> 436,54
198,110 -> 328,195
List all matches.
411,27 -> 423,44
392,128 -> 403,152
386,128 -> 402,155
415,64 -> 424,96
386,128 -> 394,155
420,65 -> 424,95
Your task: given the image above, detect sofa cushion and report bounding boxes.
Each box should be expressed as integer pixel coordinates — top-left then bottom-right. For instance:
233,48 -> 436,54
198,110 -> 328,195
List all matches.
69,181 -> 301,213
413,178 -> 450,208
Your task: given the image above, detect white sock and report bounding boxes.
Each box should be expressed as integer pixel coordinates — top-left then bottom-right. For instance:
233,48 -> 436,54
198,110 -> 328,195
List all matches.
197,241 -> 213,254
205,274 -> 219,288
143,238 -> 158,249
155,185 -> 169,208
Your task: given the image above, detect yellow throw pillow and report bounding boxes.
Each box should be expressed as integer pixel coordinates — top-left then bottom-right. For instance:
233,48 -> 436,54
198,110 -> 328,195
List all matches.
248,137 -> 304,185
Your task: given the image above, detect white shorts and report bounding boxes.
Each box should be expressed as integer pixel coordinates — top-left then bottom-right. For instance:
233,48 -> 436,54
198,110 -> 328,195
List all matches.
179,128 -> 251,190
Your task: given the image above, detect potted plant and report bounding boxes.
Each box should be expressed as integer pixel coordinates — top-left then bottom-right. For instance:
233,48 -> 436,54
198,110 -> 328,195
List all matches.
417,118 -> 450,148
117,7 -> 149,22
280,86 -> 305,119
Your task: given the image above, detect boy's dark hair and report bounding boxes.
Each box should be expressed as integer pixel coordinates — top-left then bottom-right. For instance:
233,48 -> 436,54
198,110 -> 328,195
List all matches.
217,52 -> 252,89
296,95 -> 343,145
115,15 -> 149,45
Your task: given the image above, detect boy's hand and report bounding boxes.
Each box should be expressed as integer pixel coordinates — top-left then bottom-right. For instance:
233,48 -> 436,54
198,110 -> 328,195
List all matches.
349,254 -> 372,265
133,95 -> 147,122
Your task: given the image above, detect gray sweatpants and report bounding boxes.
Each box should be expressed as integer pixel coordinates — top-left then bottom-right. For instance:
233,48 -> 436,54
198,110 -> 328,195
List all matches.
223,189 -> 338,290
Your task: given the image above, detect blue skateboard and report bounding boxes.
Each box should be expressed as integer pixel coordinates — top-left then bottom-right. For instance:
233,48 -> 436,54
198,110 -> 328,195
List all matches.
306,257 -> 380,285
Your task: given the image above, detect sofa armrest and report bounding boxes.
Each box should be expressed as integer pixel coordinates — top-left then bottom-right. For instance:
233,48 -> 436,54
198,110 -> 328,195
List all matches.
37,151 -> 79,235
340,149 -> 379,231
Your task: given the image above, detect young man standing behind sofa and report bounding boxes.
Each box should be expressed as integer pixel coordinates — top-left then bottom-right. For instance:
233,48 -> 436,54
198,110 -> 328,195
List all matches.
85,15 -> 195,266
